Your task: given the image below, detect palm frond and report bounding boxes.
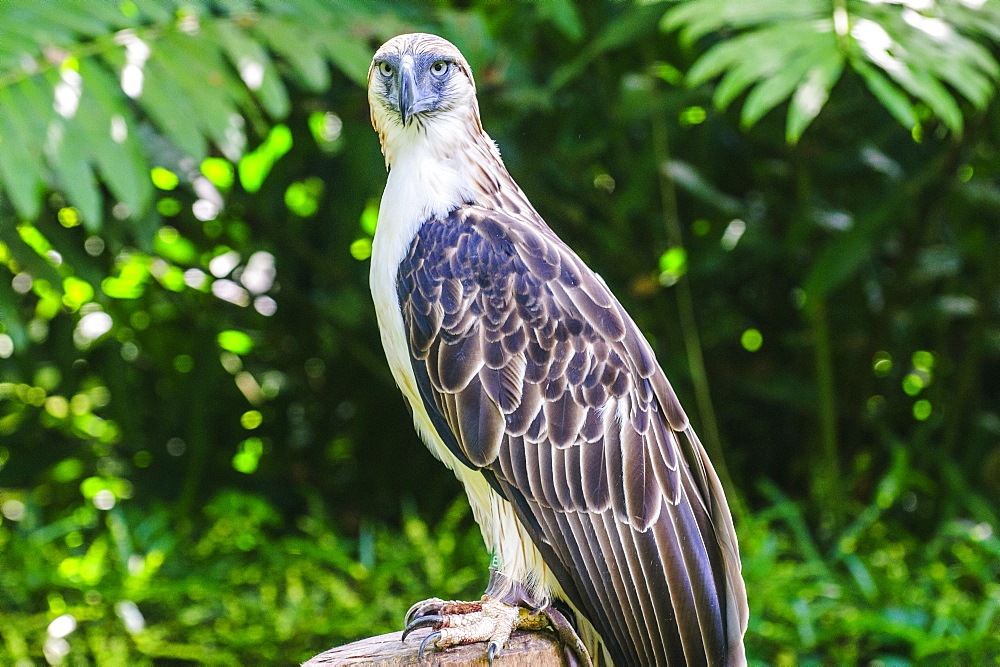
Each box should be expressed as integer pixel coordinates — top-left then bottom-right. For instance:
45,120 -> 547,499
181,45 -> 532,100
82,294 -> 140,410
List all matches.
663,0 -> 1000,142
0,0 -> 378,228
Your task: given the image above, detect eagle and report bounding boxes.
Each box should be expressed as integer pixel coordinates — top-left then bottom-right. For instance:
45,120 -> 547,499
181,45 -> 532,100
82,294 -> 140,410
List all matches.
367,33 -> 748,666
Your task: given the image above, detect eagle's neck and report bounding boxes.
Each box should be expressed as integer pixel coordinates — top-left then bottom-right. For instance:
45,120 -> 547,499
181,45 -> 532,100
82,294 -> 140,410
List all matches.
370,112 -> 502,396
375,109 -> 536,244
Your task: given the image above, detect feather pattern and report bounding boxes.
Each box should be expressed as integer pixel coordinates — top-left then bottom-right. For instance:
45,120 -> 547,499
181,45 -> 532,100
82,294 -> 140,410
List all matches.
397,206 -> 748,665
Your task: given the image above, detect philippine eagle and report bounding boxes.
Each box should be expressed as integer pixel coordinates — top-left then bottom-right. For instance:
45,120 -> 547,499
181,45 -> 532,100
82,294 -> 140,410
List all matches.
367,33 -> 748,666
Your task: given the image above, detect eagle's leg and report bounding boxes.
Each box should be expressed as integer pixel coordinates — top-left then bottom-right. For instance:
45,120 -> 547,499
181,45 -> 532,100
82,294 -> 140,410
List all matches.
401,569 -> 592,666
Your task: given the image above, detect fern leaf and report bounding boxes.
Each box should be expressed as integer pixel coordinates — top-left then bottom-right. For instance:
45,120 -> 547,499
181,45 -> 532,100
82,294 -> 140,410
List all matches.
786,51 -> 844,144
76,59 -> 152,218
852,60 -> 918,130
253,16 -> 331,91
665,0 -> 1000,141
0,86 -> 48,220
213,21 -> 290,119
0,0 -> 380,227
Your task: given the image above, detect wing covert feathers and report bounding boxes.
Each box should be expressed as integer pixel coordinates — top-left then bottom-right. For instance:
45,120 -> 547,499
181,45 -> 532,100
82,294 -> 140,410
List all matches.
397,206 -> 748,665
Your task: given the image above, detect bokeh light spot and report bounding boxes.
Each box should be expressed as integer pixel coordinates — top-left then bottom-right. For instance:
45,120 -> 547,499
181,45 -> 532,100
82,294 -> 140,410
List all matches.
741,328 -> 763,352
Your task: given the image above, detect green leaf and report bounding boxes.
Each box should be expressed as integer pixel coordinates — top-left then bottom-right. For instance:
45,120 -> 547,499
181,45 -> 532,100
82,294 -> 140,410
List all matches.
63,0 -> 139,28
786,50 -> 844,143
685,39 -> 751,88
662,0 -> 824,44
128,0 -> 172,23
660,0 -> 722,43
536,0 -> 585,42
0,21 -> 45,68
212,20 -> 290,119
16,1 -> 111,40
138,57 -> 209,161
49,132 -> 102,230
254,16 -> 329,91
12,69 -> 103,228
35,70 -> 103,229
696,23 -> 824,109
671,0 -> 1000,141
238,124 -> 292,193
908,39 -> 994,109
713,60 -> 769,111
76,59 -> 152,218
218,330 -> 254,355
886,65 -> 964,135
739,35 -> 835,129
853,60 -> 918,129
154,31 -> 249,161
0,223 -> 63,290
548,5 -> 663,93
0,86 -> 48,220
326,29 -> 377,87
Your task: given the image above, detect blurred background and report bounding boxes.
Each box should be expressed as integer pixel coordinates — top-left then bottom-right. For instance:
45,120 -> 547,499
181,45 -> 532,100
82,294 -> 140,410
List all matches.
1,0 -> 998,664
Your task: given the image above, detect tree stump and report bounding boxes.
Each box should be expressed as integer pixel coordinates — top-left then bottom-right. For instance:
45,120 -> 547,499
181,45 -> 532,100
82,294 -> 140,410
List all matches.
303,628 -> 565,666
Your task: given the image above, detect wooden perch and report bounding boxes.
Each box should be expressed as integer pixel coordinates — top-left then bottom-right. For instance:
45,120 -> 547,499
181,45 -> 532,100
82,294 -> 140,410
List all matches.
303,628 -> 565,666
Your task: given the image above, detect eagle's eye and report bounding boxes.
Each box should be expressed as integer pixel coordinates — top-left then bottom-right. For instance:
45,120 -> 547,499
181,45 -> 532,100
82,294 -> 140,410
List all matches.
377,61 -> 393,77
430,60 -> 450,77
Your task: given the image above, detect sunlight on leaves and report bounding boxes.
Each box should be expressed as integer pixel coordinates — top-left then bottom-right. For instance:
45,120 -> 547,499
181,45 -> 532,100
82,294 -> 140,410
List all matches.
101,256 -> 150,299
872,351 -> 892,377
741,328 -> 764,352
154,227 -> 197,264
240,410 -> 263,430
150,167 -> 179,190
218,330 -> 254,355
201,157 -> 235,190
658,246 -> 687,286
232,437 -> 263,474
62,278 -> 94,311
285,177 -> 323,217
57,207 -> 81,228
349,238 -> 372,261
309,111 -> 343,150
679,105 -> 707,126
664,0 -> 1000,140
360,200 -> 379,236
239,124 -> 292,193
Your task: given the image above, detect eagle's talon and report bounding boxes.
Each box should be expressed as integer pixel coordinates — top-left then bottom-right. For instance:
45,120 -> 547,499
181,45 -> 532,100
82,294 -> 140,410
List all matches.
402,614 -> 444,641
487,641 -> 498,665
417,630 -> 441,660
405,597 -> 445,626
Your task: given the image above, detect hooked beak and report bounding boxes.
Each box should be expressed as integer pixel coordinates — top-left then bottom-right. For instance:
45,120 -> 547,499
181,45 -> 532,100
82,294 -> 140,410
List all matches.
397,61 -> 436,126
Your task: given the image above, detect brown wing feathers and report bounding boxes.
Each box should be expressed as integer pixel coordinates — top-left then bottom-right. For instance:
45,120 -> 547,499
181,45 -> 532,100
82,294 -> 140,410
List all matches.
397,205 -> 738,665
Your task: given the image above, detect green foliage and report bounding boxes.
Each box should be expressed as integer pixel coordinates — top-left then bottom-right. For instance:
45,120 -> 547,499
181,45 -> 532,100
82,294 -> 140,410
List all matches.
0,0 -> 375,228
0,490 -> 488,664
1,0 -> 998,664
3,483 -> 997,663
664,0 -> 1000,141
742,481 -> 1000,663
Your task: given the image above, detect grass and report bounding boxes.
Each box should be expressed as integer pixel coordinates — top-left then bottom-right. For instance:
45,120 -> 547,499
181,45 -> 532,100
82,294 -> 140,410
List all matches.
1,470 -> 998,665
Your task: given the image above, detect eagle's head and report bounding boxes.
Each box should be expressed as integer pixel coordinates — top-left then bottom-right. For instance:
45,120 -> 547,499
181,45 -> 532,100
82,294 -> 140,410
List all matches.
368,33 -> 482,159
